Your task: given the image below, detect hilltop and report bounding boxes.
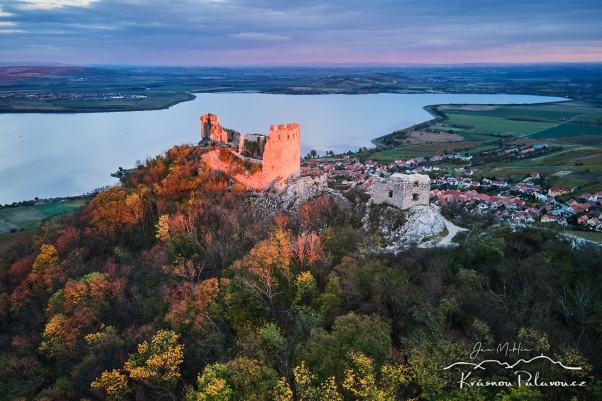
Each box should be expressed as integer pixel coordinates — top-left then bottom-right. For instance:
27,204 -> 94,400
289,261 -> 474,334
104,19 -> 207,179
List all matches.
0,141 -> 601,400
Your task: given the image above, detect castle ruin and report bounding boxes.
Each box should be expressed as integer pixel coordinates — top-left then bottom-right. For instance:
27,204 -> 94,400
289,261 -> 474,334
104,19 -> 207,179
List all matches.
372,173 -> 430,210
200,113 -> 229,143
199,113 -> 300,190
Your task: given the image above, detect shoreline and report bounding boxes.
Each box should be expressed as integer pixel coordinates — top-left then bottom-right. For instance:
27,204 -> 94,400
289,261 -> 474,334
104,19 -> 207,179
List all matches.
0,92 -> 572,115
0,92 -> 197,114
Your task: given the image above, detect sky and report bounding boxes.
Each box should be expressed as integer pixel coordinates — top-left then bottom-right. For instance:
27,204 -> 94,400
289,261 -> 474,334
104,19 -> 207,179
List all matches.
0,0 -> 601,66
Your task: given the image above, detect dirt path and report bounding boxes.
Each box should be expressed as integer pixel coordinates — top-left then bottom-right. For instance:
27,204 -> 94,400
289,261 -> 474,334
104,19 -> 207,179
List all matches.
418,217 -> 467,248
438,218 -> 467,246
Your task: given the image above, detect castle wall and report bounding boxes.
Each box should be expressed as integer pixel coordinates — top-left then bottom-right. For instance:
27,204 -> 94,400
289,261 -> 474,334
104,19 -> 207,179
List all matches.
201,150 -> 267,190
200,119 -> 301,190
200,113 -> 228,143
372,173 -> 430,210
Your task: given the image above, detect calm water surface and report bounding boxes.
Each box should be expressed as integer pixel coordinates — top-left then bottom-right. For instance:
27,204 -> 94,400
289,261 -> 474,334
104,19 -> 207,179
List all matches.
0,93 -> 565,203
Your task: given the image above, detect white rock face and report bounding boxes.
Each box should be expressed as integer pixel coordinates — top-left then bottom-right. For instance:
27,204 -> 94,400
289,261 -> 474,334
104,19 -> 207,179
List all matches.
362,202 -> 447,251
401,204 -> 446,243
247,175 -> 349,220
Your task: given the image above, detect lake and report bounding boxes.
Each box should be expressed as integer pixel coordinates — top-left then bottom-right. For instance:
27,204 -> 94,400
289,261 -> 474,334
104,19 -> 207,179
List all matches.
0,93 -> 566,204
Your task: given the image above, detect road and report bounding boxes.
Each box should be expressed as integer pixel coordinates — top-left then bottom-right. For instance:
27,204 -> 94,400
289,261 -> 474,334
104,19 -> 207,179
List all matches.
439,218 -> 467,246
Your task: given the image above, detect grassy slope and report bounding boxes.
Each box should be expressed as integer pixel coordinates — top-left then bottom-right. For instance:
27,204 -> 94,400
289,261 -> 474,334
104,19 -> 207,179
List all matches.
0,200 -> 85,235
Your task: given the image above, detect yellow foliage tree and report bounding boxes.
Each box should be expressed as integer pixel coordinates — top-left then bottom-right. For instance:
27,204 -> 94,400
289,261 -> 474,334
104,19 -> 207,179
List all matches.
32,244 -> 59,273
124,330 -> 184,389
91,369 -> 130,401
271,377 -> 293,401
293,361 -> 342,401
342,351 -> 409,401
92,330 -> 184,399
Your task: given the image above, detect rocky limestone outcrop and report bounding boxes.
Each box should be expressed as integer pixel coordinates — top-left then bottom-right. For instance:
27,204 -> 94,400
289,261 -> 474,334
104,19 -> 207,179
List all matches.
246,175 -> 349,221
362,202 -> 447,252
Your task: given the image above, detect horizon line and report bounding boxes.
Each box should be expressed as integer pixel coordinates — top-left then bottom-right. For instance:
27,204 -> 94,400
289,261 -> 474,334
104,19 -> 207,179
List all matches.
2,61 -> 602,69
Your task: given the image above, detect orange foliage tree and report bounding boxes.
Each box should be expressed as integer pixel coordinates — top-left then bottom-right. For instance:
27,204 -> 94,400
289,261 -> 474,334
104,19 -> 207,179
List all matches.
165,277 -> 229,333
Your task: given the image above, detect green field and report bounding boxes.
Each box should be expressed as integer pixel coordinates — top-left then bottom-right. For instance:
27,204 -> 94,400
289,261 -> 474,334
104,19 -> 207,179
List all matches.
519,149 -> 602,168
440,106 -> 582,121
0,207 -> 49,235
454,132 -> 497,142
33,200 -> 85,215
530,123 -> 602,138
368,148 -> 432,162
0,200 -> 85,235
573,112 -> 602,123
555,135 -> 602,146
441,113 -> 555,136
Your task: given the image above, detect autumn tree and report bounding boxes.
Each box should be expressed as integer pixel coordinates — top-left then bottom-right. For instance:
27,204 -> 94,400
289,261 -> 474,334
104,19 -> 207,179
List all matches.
231,220 -> 293,321
187,357 -> 280,401
10,244 -> 63,313
165,277 -> 229,333
342,351 -> 410,401
93,330 -> 184,400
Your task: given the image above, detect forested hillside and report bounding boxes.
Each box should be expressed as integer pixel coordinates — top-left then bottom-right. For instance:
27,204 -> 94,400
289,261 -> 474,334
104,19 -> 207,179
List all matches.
0,144 -> 601,400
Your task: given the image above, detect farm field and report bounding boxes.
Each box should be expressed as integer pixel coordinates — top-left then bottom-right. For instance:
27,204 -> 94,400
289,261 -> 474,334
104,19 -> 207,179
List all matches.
453,132 -> 497,142
550,135 -> 602,146
367,148 -> 432,162
439,105 -> 582,120
521,148 -> 602,168
0,207 -> 48,235
572,112 -> 602,123
0,229 -> 36,250
438,113 -> 555,136
434,103 -> 600,140
370,141 -> 490,162
33,200 -> 85,215
0,200 -> 85,235
529,123 -> 602,138
377,102 -> 600,162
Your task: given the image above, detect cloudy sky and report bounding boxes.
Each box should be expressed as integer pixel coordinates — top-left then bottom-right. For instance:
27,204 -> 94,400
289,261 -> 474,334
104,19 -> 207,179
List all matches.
0,0 -> 601,65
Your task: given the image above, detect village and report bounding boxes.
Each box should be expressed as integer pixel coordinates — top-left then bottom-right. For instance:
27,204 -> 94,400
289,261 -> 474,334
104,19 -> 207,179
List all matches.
0,91 -> 146,102
301,152 -> 602,232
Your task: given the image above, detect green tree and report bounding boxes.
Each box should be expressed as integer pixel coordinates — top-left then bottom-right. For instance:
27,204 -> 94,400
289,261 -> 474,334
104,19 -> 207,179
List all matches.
297,313 -> 391,383
188,357 -> 280,401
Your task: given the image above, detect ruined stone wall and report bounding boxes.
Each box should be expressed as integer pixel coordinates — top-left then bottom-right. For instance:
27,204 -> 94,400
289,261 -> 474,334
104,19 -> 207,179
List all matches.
201,149 -> 266,190
201,120 -> 301,190
200,113 -> 228,143
261,123 -> 301,184
372,173 -> 430,210
239,134 -> 266,156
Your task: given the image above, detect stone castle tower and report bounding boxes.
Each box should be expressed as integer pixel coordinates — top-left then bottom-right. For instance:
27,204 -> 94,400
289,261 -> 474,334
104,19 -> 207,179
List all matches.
261,123 -> 301,182
372,173 -> 430,210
